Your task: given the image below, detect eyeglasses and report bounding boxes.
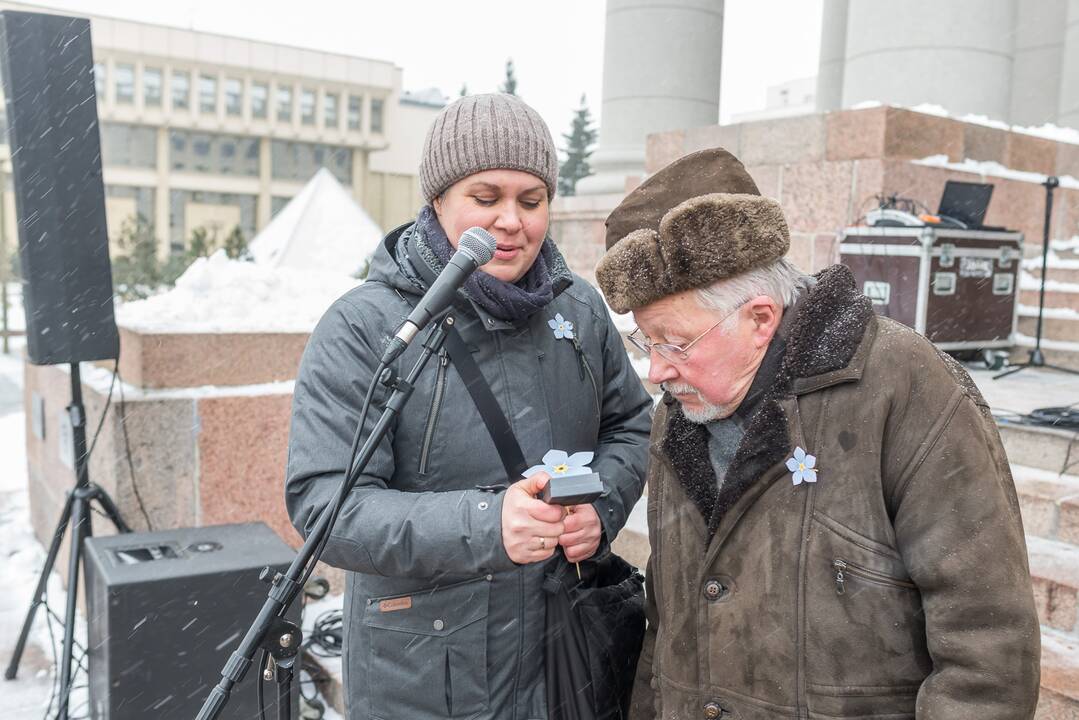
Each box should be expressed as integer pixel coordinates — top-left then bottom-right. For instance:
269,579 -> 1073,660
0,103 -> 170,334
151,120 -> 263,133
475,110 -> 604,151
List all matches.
627,304 -> 742,364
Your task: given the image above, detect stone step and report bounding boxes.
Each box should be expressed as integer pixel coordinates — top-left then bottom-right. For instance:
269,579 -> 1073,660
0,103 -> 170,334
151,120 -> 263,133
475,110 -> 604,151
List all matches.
1008,343 -> 1079,371
1014,465 -> 1079,543
1039,627 -> 1079,718
1021,289 -> 1079,311
998,421 -> 1079,475
1029,536 -> 1079,635
1019,314 -> 1079,344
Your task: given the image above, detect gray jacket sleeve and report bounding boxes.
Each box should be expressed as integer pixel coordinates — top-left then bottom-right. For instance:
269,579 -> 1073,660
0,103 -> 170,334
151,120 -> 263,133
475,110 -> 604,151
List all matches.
587,304 -> 653,545
285,292 -> 517,579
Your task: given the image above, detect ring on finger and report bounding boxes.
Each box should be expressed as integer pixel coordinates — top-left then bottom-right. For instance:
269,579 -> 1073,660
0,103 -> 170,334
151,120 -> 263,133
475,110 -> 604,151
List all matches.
538,536 -> 547,551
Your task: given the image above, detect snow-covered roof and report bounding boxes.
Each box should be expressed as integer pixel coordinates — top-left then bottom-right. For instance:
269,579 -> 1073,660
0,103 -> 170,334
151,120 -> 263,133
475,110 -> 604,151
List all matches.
249,168 -> 383,276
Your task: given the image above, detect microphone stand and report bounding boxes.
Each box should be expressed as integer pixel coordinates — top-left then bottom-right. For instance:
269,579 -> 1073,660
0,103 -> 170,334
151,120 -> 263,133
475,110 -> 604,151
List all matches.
995,176 -> 1079,379
195,313 -> 457,720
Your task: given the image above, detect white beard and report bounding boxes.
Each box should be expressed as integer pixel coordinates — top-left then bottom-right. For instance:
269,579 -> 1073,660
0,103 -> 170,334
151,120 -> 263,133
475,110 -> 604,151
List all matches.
663,382 -> 731,424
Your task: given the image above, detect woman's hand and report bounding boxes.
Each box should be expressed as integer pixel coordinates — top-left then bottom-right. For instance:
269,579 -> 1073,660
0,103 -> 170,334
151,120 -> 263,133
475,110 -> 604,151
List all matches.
502,472 -> 565,564
558,504 -> 602,562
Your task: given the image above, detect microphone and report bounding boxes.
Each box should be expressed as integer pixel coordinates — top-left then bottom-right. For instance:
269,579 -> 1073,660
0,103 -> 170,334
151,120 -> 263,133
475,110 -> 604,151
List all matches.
380,227 -> 497,364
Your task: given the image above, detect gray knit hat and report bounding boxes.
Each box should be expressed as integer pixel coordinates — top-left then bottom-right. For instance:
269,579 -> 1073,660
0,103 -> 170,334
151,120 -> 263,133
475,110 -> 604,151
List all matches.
419,93 -> 559,203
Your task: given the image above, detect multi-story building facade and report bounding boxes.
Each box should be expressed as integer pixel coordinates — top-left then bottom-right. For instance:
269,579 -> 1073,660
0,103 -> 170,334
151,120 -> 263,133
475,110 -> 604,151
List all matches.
0,1 -> 444,261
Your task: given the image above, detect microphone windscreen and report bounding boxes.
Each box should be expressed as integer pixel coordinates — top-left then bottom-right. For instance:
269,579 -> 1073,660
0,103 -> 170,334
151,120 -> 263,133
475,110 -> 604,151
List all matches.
459,227 -> 497,265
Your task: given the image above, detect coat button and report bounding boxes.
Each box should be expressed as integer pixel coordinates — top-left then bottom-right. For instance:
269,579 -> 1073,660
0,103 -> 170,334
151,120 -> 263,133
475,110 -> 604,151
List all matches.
433,619 -> 445,631
703,580 -> 726,601
703,701 -> 722,719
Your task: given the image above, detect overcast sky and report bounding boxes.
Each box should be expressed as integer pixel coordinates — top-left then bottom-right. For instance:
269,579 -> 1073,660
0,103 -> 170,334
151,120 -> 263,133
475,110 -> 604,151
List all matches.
35,0 -> 823,139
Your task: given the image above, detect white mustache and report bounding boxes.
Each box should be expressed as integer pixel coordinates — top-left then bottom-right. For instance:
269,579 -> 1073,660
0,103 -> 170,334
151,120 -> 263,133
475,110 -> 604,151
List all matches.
662,382 -> 703,398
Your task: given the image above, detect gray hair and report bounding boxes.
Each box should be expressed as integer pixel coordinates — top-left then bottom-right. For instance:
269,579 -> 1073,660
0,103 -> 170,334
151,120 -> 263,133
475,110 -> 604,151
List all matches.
695,258 -> 808,320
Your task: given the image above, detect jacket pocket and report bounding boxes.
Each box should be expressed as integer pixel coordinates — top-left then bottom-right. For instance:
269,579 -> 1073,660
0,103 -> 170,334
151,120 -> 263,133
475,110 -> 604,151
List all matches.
363,576 -> 491,720
805,513 -> 931,705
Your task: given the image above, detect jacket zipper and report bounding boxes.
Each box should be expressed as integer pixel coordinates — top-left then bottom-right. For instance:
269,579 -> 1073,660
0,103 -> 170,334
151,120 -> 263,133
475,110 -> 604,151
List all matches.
832,558 -> 915,595
418,350 -> 448,475
571,337 -> 601,413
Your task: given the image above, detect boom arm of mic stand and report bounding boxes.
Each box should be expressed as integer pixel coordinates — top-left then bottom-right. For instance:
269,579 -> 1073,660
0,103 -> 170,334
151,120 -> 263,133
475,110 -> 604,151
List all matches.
195,315 -> 457,720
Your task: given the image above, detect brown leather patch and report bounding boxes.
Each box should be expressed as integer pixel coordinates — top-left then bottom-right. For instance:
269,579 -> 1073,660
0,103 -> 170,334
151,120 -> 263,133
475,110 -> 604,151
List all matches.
379,597 -> 412,613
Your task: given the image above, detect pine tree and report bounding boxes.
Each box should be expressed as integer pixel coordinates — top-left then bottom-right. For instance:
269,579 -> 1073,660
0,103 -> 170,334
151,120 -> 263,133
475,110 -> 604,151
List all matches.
187,226 -> 212,262
558,94 -> 598,197
459,83 -> 469,97
500,59 -> 517,96
110,215 -> 163,300
223,225 -> 251,260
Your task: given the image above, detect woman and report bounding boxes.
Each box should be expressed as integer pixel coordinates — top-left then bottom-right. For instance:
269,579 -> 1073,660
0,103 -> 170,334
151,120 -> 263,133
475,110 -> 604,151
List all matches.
285,93 -> 652,720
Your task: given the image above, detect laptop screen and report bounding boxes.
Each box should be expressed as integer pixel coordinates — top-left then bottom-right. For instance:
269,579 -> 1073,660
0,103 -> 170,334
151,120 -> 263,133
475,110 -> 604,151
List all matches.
938,180 -> 994,228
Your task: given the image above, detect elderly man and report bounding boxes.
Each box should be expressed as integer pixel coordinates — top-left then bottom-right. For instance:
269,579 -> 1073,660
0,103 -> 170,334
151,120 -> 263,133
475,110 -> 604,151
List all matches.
595,148 -> 1040,719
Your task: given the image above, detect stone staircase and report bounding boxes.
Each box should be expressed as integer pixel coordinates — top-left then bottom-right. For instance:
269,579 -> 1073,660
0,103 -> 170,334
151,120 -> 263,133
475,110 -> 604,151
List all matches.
1015,242 -> 1079,371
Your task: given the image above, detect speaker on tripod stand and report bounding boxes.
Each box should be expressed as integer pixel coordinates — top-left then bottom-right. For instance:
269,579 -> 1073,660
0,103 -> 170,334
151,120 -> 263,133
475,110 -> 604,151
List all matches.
0,11 -> 132,720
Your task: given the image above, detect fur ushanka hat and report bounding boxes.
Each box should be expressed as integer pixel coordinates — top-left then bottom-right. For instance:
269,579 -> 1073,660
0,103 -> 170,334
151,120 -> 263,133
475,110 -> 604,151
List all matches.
596,147 -> 790,314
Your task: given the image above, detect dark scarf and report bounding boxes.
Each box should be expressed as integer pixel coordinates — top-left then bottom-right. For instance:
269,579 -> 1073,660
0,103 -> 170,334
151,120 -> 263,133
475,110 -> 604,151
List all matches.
406,205 -> 570,322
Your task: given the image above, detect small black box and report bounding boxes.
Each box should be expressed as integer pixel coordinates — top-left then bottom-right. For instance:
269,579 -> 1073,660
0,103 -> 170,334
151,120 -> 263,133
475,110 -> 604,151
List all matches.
84,523 -> 299,719
542,473 -> 604,506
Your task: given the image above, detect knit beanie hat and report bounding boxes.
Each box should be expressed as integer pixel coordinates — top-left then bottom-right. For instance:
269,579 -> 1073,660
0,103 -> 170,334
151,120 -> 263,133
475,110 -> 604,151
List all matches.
596,147 -> 790,314
419,93 -> 559,203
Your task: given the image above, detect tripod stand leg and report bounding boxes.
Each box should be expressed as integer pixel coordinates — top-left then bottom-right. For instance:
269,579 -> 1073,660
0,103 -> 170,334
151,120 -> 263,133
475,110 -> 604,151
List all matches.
56,492 -> 90,720
4,491 -> 75,680
90,484 -> 131,534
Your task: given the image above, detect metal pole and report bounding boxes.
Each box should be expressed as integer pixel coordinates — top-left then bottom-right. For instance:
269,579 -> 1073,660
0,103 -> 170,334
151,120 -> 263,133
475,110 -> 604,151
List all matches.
1033,177 -> 1059,362
0,161 -> 8,356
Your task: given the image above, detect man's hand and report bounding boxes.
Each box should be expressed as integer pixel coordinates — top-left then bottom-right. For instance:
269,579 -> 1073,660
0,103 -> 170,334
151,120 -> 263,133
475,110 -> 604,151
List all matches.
558,504 -> 602,562
502,472 -> 566,564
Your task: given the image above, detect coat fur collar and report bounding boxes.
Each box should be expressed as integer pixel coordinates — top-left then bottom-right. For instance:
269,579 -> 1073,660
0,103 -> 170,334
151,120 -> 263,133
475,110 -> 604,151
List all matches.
661,264 -> 874,535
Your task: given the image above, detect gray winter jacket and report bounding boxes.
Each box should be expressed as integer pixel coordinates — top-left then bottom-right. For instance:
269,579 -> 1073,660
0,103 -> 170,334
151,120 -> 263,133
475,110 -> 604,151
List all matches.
285,223 -> 653,720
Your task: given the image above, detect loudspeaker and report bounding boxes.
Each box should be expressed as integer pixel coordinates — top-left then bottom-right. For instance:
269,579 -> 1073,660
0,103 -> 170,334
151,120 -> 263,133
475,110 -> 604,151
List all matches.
84,523 -> 301,719
0,11 -> 119,366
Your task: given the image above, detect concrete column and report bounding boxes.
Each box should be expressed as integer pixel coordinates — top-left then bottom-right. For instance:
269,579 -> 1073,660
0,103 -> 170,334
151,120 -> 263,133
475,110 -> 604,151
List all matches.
154,127 -> 170,261
257,137 -> 272,229
351,147 -> 368,207
1058,0 -> 1079,127
815,0 -> 849,112
1011,0 -> 1066,126
577,0 -> 724,195
842,0 -> 1016,122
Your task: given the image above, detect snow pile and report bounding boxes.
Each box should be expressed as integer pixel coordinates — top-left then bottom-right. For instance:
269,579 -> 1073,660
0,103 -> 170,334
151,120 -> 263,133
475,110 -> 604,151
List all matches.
912,155 -> 1079,189
249,168 -> 382,277
115,250 -> 359,334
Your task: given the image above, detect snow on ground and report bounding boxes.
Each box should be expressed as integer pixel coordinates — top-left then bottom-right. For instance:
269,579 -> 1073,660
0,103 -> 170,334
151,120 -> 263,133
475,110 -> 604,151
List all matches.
115,250 -> 360,334
854,100 -> 1079,146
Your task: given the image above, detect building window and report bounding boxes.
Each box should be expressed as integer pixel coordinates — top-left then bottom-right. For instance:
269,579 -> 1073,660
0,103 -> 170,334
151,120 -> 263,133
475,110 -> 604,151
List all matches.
169,129 -> 259,177
171,70 -> 190,110
100,123 -> 157,168
370,97 -> 384,133
347,94 -> 362,130
251,82 -> 268,119
199,75 -> 217,114
277,85 -> 292,122
115,63 -> 135,104
94,62 -> 106,99
324,93 -> 338,129
169,189 -> 256,251
300,88 -> 316,125
271,140 -> 352,184
143,67 -> 162,107
225,78 -> 242,116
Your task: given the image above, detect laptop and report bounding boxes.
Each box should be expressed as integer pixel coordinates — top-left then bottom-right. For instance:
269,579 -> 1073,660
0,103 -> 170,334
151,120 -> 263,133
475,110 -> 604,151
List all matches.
937,180 -> 994,229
